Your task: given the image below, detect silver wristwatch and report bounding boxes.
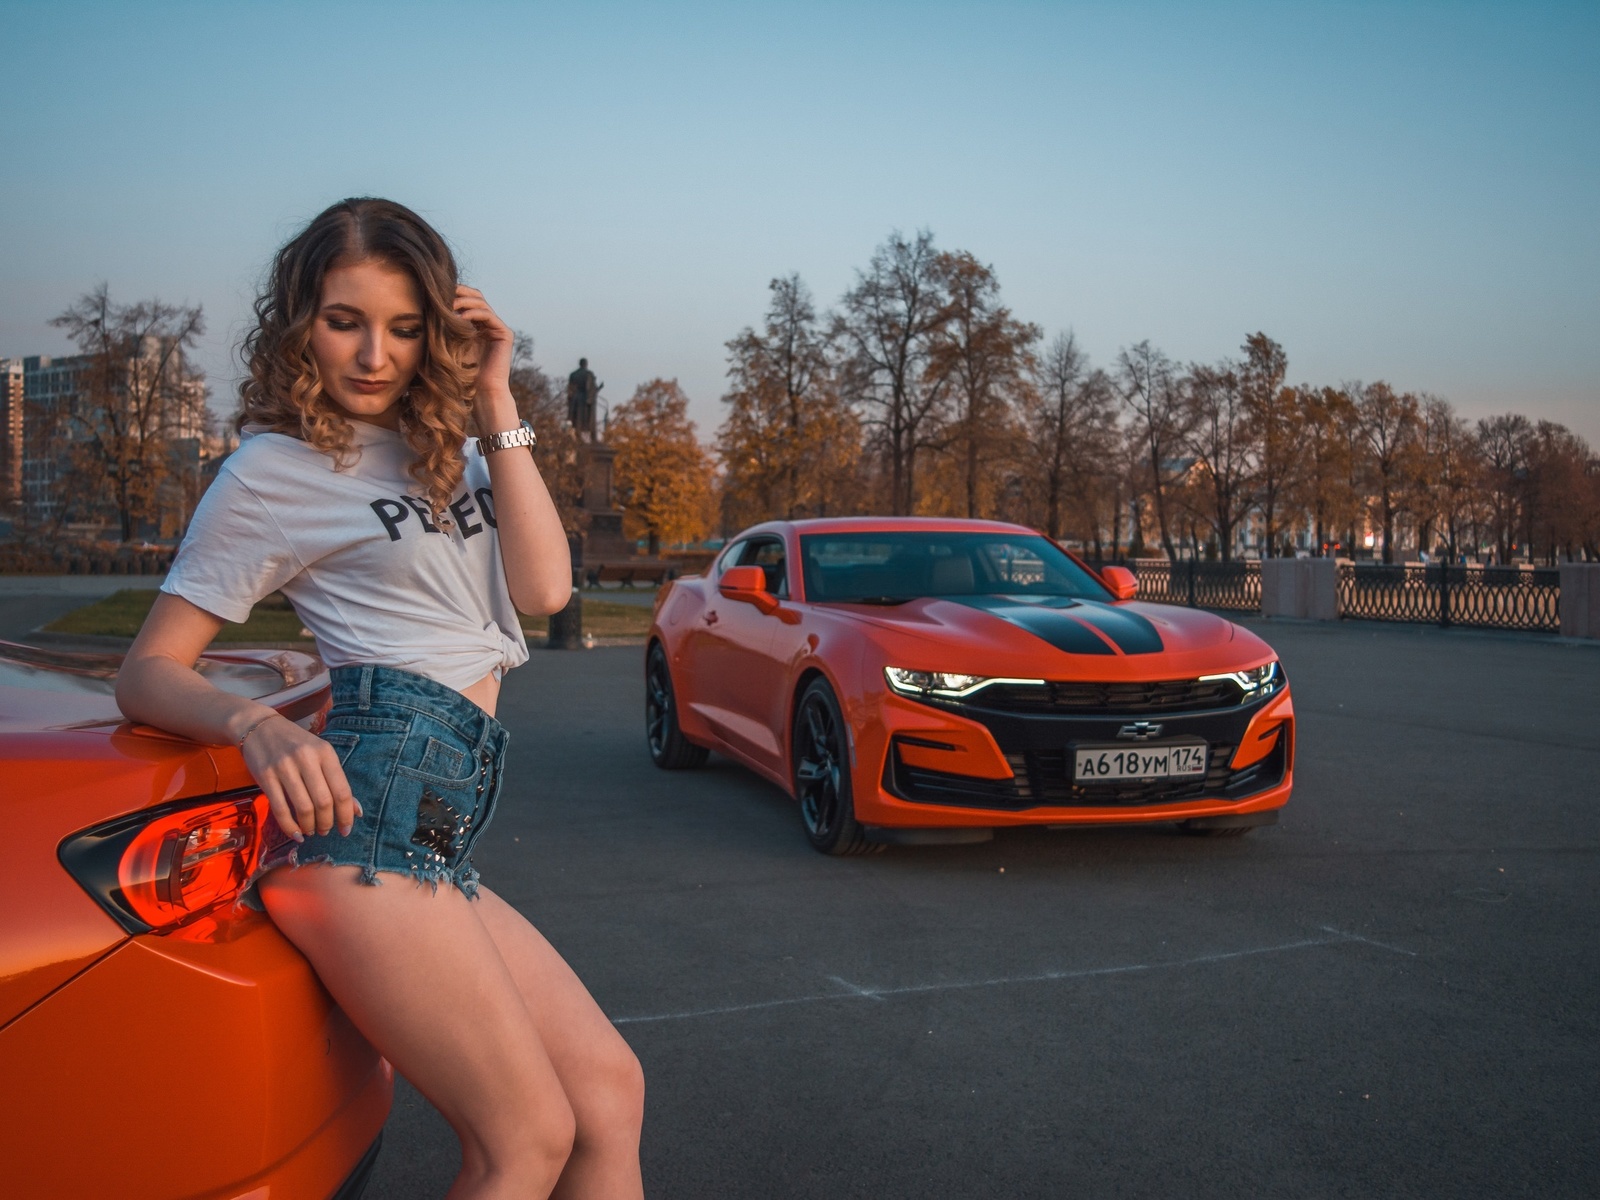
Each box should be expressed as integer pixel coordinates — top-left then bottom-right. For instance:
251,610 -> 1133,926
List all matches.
476,419 -> 538,455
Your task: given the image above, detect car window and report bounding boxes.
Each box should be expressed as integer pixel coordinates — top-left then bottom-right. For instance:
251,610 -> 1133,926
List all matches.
716,539 -> 751,578
799,532 -> 1109,602
739,538 -> 789,598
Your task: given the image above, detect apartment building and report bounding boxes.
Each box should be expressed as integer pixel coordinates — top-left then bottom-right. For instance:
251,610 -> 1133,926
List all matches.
0,358 -> 21,512
13,341 -> 212,534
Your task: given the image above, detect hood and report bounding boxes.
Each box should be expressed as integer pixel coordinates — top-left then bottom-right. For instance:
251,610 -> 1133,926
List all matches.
829,595 -> 1267,680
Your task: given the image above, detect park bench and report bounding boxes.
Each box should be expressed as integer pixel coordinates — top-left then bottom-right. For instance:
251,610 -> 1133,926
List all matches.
585,562 -> 673,589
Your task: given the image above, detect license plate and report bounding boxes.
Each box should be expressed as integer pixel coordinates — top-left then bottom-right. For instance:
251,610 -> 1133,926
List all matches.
1073,740 -> 1208,782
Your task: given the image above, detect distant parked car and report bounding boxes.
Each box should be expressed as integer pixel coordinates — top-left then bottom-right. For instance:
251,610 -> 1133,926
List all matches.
0,640 -> 389,1198
646,518 -> 1294,853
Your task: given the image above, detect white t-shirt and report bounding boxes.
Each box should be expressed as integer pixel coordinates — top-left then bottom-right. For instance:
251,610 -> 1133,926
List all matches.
162,420 -> 530,692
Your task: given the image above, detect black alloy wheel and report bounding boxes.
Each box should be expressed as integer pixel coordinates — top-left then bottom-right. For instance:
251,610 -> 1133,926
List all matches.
646,644 -> 708,769
792,678 -> 878,856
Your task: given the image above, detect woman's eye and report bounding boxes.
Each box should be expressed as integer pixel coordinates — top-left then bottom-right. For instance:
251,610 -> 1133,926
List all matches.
394,327 -> 423,340
326,318 -> 357,331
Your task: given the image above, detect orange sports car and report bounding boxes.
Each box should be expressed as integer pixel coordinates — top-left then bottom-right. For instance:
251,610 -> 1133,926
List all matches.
0,640 -> 390,1199
646,518 -> 1293,854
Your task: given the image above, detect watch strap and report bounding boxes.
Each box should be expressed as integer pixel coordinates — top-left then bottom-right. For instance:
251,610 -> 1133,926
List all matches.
477,420 -> 537,455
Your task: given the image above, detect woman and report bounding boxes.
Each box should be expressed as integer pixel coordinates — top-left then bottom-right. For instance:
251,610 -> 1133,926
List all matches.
115,198 -> 645,1200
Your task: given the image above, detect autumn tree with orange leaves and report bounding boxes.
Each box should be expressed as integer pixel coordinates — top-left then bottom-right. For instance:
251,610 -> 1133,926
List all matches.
717,275 -> 861,528
609,378 -> 715,557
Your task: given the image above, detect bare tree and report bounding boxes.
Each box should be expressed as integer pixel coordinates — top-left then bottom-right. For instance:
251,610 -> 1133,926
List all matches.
1295,387 -> 1361,556
1023,332 -> 1117,542
1409,396 -> 1480,561
1352,381 -> 1420,563
1180,362 -> 1256,560
925,251 -> 1040,518
1239,333 -> 1301,556
1524,421 -> 1594,563
1476,413 -> 1533,563
1115,340 -> 1190,560
50,285 -> 208,542
832,231 -> 950,515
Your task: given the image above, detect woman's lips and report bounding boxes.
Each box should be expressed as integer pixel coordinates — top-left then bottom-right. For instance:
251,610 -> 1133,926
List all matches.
346,378 -> 392,393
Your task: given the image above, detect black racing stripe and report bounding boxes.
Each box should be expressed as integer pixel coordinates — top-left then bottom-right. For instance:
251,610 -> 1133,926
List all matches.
1070,601 -> 1165,655
952,596 -> 1115,656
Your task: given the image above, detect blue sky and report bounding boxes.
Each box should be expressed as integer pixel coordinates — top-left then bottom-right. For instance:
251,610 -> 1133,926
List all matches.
1,1 -> 1595,444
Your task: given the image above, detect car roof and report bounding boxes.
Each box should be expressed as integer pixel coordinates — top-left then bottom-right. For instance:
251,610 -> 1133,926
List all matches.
745,516 -> 1043,539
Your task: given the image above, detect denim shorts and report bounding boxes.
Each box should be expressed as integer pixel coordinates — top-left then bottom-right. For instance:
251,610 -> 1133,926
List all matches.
241,664 -> 510,909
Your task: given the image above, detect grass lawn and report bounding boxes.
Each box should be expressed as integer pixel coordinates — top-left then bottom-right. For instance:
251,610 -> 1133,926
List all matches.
45,589 -> 654,643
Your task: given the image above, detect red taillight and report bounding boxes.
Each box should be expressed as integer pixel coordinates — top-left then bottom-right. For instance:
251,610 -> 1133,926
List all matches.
60,790 -> 269,935
116,798 -> 262,928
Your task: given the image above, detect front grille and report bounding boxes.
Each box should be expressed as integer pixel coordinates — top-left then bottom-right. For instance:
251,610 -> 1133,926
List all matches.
971,678 -> 1245,715
889,736 -> 1285,812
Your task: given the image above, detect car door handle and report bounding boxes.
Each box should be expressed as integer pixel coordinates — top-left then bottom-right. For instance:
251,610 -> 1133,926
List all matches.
703,610 -> 719,626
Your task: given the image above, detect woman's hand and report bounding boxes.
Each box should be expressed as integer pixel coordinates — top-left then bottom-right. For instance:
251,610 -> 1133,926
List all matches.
242,714 -> 363,841
455,284 -> 517,427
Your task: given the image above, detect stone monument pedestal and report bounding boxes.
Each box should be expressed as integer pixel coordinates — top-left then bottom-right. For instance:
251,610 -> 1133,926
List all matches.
578,441 -> 632,563
547,439 -> 635,649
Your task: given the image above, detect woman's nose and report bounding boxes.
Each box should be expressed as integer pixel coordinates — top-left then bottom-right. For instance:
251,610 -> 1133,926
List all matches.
357,329 -> 387,370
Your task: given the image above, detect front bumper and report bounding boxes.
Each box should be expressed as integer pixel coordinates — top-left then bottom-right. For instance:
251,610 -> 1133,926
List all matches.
852,682 -> 1295,828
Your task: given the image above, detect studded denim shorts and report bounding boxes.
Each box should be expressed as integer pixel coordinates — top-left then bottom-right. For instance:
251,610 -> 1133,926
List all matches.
240,664 -> 510,909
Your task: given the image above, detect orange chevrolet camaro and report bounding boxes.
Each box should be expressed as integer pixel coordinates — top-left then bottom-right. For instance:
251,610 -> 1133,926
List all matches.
646,518 -> 1293,854
0,641 -> 390,1199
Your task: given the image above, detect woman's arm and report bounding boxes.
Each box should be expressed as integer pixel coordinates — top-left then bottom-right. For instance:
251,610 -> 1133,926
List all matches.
454,285 -> 573,617
116,592 -> 358,839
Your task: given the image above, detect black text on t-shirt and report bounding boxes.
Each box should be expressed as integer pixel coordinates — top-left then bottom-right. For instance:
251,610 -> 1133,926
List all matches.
370,488 -> 497,541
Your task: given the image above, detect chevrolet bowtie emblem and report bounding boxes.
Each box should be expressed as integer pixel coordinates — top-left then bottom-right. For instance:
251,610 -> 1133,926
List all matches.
1117,721 -> 1164,741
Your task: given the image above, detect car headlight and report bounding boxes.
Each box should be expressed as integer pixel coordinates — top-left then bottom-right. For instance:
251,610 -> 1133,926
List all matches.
1199,660 -> 1282,700
884,668 -> 998,698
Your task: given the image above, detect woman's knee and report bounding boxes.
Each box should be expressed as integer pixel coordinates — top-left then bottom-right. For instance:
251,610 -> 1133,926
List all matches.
482,1089 -> 576,1184
573,1039 -> 646,1144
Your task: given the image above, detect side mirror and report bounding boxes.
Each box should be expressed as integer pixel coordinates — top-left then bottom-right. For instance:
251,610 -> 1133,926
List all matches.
1100,565 -> 1138,601
719,565 -> 781,615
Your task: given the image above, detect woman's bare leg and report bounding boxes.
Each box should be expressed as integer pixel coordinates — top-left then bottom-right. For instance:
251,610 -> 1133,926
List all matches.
471,886 -> 646,1199
259,865 -> 577,1200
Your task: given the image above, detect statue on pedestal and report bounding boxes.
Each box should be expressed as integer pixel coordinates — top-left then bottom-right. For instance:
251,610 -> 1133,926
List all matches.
566,358 -> 603,441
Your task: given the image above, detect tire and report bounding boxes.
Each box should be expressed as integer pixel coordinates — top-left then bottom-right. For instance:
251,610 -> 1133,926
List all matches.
646,643 -> 708,769
1178,820 -> 1252,838
792,678 -> 880,856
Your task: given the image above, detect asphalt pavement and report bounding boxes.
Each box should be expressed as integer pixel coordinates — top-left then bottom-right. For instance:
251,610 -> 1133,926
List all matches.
7,588 -> 1595,1196
357,619 -> 1599,1199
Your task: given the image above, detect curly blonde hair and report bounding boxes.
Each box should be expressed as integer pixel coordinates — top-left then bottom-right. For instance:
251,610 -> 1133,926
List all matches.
238,197 -> 479,516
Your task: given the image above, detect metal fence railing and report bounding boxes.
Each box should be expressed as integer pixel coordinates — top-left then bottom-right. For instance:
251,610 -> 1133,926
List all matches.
1080,554 -> 1566,633
1085,558 -> 1262,612
1336,563 -> 1561,632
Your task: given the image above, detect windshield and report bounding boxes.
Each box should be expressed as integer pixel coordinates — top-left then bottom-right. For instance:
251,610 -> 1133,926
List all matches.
799,532 -> 1111,604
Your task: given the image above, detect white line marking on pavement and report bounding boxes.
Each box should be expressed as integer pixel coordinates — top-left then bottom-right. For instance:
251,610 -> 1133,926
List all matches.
612,929 -> 1413,1026
1317,925 -> 1419,957
826,975 -> 886,1002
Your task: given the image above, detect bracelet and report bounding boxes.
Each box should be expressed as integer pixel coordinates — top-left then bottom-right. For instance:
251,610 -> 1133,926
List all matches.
477,419 -> 538,455
237,713 -> 277,749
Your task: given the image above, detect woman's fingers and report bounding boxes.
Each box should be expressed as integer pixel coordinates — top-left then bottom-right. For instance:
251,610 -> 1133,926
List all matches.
454,303 -> 509,331
321,746 -> 362,836
243,719 -> 365,840
298,752 -> 339,836
276,765 -> 321,837
262,776 -> 306,843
